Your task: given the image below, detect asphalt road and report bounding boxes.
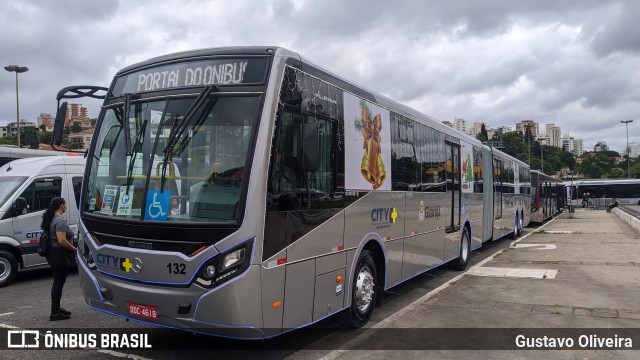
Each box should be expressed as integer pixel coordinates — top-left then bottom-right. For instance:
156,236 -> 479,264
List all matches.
1,227 -> 520,360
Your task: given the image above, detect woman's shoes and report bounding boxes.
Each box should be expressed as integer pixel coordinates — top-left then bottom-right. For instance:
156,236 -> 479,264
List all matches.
50,310 -> 71,321
59,308 -> 71,316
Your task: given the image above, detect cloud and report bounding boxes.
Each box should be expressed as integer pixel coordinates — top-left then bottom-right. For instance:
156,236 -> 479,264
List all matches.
1,0 -> 638,153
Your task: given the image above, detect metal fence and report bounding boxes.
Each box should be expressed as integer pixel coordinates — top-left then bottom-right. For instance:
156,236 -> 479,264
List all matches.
580,197 -> 615,210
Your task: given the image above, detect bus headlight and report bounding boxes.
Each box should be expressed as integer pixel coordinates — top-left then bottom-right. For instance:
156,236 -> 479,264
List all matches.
194,239 -> 253,289
203,264 -> 216,279
222,248 -> 245,270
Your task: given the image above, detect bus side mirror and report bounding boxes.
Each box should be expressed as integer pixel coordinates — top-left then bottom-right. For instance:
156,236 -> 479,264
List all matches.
300,123 -> 318,172
14,197 -> 28,216
53,101 -> 68,146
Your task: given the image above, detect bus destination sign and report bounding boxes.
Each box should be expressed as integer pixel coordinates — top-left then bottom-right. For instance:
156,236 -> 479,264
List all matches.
113,57 -> 268,96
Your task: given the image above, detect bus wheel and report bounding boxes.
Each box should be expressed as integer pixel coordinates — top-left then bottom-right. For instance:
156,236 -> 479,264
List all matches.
0,250 -> 19,288
453,227 -> 471,271
510,214 -> 521,239
338,249 -> 377,328
516,215 -> 523,237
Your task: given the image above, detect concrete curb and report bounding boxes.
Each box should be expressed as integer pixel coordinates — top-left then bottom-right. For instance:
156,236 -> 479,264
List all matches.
613,207 -> 640,234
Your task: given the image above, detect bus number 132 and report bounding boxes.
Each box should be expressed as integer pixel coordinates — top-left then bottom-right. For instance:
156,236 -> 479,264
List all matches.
167,262 -> 186,274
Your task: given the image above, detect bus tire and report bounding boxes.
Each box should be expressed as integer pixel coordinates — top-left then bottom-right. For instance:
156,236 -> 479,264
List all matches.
0,250 -> 19,288
452,227 -> 471,271
338,249 -> 377,328
511,215 -> 520,239
517,214 -> 523,237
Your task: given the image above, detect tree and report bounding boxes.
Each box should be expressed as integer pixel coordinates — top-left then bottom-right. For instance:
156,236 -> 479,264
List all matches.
608,168 -> 625,178
72,121 -> 83,133
579,154 -> 616,178
61,126 -> 71,146
600,150 -> 620,158
558,151 -> 576,170
38,131 -> 52,146
90,118 -> 97,126
476,124 -> 489,142
20,127 -> 40,149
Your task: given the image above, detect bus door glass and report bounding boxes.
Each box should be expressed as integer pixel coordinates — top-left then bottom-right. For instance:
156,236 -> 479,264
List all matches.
445,141 -> 460,232
494,158 -> 503,220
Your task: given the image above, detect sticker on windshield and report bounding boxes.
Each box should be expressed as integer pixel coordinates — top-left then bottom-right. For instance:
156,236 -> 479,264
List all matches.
101,185 -> 118,215
144,190 -> 170,221
116,185 -> 134,216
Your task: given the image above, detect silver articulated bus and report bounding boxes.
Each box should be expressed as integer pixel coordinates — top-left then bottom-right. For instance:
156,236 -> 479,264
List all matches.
57,47 -> 530,339
565,178 -> 640,207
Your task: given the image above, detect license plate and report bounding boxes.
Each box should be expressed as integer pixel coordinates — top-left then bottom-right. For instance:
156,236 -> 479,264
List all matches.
128,302 -> 158,320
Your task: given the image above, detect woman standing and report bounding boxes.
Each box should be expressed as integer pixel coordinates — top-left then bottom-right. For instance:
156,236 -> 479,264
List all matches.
41,197 -> 77,321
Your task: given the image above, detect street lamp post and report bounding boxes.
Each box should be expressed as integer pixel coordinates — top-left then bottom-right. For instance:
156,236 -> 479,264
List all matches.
4,65 -> 29,148
621,119 -> 633,178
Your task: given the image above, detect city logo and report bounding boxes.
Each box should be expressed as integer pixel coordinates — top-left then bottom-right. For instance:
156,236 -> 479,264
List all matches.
371,207 -> 397,230
96,253 -> 136,273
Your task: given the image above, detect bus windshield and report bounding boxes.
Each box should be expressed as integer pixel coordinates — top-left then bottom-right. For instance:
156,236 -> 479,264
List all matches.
84,95 -> 260,223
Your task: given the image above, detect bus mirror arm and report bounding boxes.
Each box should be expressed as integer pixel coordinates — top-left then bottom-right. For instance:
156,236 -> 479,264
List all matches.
52,85 -> 108,152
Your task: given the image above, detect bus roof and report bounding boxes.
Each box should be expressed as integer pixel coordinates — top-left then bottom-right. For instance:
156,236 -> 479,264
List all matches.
113,46 -> 528,169
564,178 -> 640,186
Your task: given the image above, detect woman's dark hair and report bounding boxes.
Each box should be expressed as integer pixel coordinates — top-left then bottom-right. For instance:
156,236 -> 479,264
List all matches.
41,197 -> 66,231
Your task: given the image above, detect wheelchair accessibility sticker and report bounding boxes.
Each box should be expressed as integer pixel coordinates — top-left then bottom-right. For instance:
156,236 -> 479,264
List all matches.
144,190 -> 170,221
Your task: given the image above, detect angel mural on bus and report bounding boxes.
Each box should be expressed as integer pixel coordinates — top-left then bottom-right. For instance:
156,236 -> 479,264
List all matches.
344,94 -> 391,191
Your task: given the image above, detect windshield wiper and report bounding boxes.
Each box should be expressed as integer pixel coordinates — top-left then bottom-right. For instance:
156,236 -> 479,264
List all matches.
125,115 -> 148,192
163,85 -> 215,156
122,93 -> 134,156
159,85 -> 216,192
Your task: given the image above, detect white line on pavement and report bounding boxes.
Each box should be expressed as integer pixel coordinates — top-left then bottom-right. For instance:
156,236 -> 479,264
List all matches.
0,323 -> 18,329
98,349 -> 154,360
0,312 -> 15,317
467,266 -> 558,279
511,243 -> 557,250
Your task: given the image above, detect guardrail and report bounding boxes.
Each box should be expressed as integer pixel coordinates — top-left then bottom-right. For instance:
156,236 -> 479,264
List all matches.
578,198 -> 615,210
613,206 -> 640,234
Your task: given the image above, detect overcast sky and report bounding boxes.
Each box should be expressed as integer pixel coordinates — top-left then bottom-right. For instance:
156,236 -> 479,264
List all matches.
1,0 -> 639,153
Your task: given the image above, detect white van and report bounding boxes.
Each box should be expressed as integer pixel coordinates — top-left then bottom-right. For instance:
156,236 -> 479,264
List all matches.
0,156 -> 85,287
